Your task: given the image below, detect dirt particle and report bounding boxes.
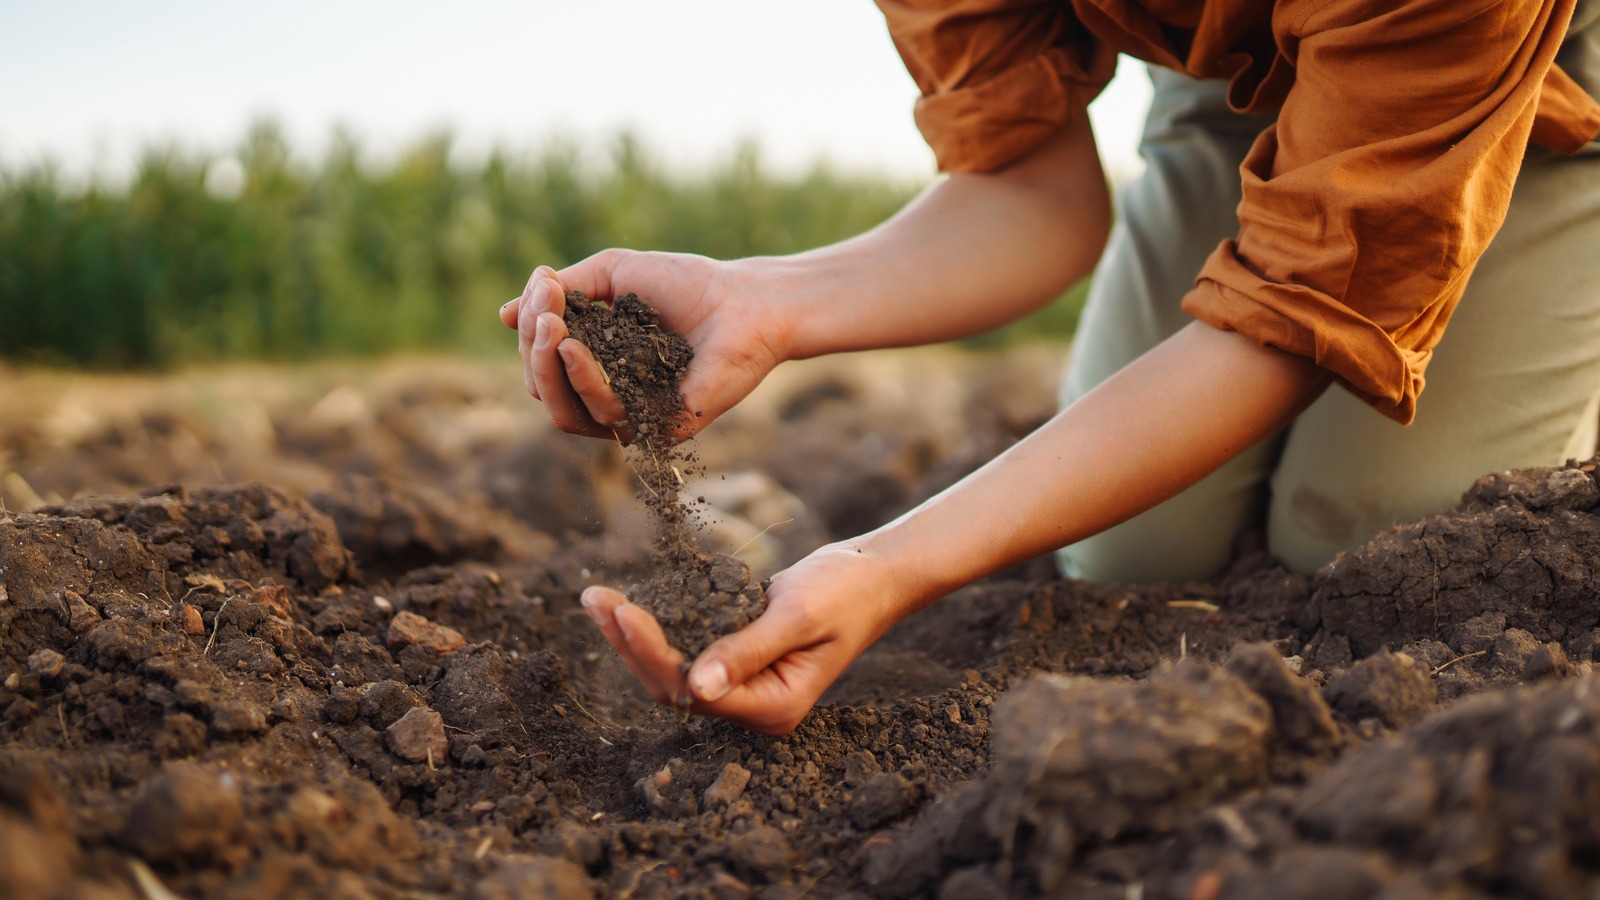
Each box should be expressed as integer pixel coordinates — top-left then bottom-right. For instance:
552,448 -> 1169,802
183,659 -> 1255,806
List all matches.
1522,642 -> 1575,682
703,762 -> 753,809
358,680 -> 424,729
322,690 -> 360,725
1488,628 -> 1542,677
833,754 -> 877,792
386,706 -> 449,764
386,610 -> 466,656
25,649 -> 64,680
724,825 -> 794,883
180,604 -> 205,635
121,763 -> 243,863
209,701 -> 268,737
1294,740 -> 1439,846
848,773 -> 920,830
1324,649 -> 1437,729
1225,642 -> 1341,759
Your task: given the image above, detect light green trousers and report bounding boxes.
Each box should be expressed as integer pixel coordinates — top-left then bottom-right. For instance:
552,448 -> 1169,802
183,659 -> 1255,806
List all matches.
1058,7 -> 1600,581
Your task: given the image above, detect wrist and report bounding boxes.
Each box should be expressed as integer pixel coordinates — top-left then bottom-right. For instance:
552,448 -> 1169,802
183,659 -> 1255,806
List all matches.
851,519 -> 971,624
726,253 -> 852,362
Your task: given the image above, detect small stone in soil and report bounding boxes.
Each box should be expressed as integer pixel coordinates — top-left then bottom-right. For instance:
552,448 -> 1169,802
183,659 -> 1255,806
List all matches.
387,706 -> 449,764
26,649 -> 65,679
704,762 -> 753,808
386,610 -> 467,656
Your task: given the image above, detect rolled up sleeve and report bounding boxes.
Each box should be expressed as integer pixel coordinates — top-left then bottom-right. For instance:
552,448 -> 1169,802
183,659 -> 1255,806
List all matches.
875,0 -> 1118,172
1182,0 -> 1584,424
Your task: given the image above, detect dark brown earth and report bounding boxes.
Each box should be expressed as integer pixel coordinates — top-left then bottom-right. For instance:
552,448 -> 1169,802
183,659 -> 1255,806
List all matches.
3,355 -> 1600,898
562,290 -> 770,661
631,552 -> 769,662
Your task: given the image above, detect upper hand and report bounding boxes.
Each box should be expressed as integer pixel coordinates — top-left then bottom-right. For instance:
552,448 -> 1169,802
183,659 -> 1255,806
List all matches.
576,542 -> 909,735
498,250 -> 792,442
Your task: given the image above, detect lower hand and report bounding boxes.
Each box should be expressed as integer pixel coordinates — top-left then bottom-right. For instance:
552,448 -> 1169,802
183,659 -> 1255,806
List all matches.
577,542 -> 908,735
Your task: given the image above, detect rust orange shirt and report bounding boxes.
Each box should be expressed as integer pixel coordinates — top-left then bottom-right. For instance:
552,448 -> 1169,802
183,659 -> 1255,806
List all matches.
877,0 -> 1600,423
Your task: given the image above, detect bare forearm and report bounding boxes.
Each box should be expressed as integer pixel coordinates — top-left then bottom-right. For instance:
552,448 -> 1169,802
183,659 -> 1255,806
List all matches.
750,120 -> 1111,360
863,322 -> 1332,614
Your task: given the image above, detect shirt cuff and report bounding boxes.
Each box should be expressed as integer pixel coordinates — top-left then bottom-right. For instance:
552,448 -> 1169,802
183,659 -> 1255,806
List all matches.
1181,240 -> 1435,425
912,45 -> 1114,173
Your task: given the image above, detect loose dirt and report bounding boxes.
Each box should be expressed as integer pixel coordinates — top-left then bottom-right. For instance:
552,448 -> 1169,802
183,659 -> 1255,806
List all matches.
3,354 -> 1600,898
562,291 -> 768,662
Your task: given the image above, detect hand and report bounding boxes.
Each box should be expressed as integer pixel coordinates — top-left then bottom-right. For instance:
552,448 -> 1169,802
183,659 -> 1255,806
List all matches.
498,250 -> 792,442
576,542 -> 910,735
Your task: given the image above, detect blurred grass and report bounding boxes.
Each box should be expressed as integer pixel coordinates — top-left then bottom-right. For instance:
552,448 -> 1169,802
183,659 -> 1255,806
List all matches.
0,122 -> 1087,369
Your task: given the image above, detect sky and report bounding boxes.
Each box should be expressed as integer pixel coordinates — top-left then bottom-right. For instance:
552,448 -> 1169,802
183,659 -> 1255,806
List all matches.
0,0 -> 1153,182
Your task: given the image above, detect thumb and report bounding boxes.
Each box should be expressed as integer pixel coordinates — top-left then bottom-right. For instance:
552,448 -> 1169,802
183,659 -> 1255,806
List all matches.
687,599 -> 815,703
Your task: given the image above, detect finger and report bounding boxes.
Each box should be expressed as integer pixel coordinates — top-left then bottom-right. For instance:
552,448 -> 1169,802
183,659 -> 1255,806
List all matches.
687,598 -> 818,705
580,587 -> 674,704
612,602 -> 692,706
556,338 -> 630,432
506,265 -> 558,331
516,272 -> 558,398
613,603 -> 690,692
530,312 -> 614,439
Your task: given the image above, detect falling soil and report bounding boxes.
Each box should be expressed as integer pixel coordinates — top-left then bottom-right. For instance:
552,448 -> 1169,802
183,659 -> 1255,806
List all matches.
6,355 -> 1600,898
560,291 -> 695,545
562,290 -> 768,663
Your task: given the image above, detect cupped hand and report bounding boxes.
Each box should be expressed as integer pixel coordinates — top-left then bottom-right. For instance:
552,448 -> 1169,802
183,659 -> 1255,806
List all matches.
576,542 -> 909,735
499,250 -> 791,442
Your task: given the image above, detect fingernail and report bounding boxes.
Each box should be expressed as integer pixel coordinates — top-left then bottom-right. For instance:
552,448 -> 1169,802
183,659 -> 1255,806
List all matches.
534,315 -> 550,349
578,590 -> 607,625
501,298 -> 516,311
559,343 -> 578,370
530,278 -> 551,313
691,660 -> 731,702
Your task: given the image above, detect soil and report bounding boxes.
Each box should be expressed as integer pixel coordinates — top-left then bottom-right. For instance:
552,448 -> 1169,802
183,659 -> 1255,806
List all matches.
562,291 -> 768,662
3,353 -> 1600,899
630,553 -> 768,662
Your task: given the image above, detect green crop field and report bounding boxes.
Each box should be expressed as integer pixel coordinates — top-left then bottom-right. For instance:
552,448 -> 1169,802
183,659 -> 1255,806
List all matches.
0,123 -> 1087,369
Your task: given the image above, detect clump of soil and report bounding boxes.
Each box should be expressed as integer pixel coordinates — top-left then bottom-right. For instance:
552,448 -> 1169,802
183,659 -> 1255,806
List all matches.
631,553 -> 767,660
562,291 -> 768,659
